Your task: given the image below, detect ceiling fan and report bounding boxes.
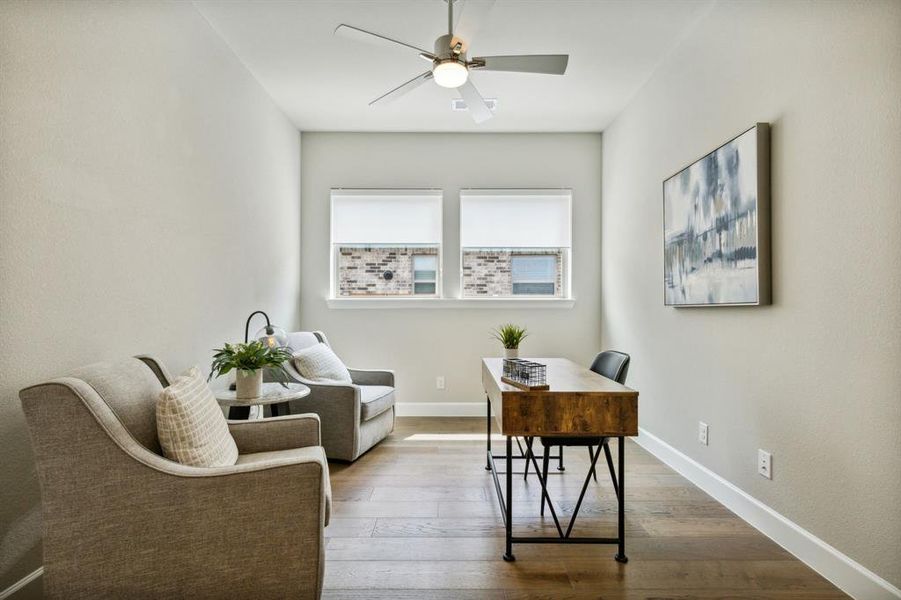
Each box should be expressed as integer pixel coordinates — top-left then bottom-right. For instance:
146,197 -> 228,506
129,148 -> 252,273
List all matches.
334,0 -> 569,123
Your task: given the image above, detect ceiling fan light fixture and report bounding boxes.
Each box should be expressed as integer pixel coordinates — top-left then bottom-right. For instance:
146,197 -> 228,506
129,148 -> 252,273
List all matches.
336,0 -> 568,124
432,60 -> 468,88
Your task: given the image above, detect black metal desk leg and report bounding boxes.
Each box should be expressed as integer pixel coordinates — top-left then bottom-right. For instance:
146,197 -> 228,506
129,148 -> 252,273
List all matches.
615,436 -> 628,563
503,435 -> 515,562
485,396 -> 492,471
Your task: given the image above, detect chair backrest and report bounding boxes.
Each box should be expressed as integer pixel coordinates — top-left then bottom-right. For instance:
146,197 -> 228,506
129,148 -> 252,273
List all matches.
62,356 -> 170,454
285,331 -> 328,353
589,350 -> 630,385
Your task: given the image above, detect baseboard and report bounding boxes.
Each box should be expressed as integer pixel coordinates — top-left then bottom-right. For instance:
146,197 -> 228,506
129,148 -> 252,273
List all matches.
635,427 -> 901,600
0,567 -> 42,600
395,401 -> 484,417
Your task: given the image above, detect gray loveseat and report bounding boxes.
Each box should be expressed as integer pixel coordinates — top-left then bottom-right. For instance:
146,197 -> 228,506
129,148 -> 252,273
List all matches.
275,331 -> 396,462
20,355 -> 330,599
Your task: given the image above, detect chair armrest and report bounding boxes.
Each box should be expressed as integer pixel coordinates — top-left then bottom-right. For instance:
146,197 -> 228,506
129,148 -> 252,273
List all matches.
227,413 -> 321,453
348,368 -> 395,387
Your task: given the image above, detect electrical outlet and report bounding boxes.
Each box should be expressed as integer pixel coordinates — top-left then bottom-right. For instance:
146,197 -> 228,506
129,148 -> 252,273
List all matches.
436,376 -> 446,390
698,421 -> 709,446
758,449 -> 773,479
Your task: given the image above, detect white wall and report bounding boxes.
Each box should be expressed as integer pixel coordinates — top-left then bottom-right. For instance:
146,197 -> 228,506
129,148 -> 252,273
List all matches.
300,133 -> 601,412
601,0 -> 900,588
0,1 -> 301,590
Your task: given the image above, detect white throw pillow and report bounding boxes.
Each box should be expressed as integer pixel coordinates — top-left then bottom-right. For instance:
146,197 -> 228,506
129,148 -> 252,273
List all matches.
293,343 -> 352,383
157,366 -> 238,467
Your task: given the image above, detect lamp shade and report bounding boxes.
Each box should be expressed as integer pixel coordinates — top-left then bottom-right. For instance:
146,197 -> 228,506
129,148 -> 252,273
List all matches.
254,325 -> 288,349
432,60 -> 468,88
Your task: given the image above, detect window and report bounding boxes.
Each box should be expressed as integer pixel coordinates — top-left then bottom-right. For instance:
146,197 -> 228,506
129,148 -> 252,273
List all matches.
460,189 -> 572,298
412,254 -> 438,295
330,190 -> 442,298
511,255 -> 557,295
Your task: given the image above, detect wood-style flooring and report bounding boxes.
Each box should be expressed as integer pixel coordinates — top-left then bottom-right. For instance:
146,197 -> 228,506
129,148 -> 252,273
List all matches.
322,417 -> 847,599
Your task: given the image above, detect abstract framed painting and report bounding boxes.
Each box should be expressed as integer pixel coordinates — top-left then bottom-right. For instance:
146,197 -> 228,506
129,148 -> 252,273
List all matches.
663,123 -> 771,307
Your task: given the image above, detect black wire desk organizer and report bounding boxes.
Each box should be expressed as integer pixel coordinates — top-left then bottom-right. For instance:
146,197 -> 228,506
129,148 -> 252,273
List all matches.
500,358 -> 549,391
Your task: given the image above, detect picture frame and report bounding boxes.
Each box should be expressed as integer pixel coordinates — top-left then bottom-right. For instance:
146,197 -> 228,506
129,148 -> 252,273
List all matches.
663,123 -> 771,307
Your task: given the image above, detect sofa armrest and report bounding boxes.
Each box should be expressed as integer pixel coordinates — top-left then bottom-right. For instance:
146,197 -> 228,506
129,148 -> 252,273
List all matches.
228,413 -> 321,453
348,368 -> 395,387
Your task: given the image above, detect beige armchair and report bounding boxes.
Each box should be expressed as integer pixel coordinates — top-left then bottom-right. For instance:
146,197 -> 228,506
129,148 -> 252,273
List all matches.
19,355 -> 330,600
274,331 -> 396,462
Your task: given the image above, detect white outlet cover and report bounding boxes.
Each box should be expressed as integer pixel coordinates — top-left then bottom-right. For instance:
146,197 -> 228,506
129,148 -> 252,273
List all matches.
698,421 -> 709,446
758,449 -> 773,479
436,376 -> 446,390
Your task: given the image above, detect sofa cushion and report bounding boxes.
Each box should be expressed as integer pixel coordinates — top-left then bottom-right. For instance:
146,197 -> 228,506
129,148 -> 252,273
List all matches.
293,343 -> 352,383
156,367 -> 238,467
359,385 -> 395,421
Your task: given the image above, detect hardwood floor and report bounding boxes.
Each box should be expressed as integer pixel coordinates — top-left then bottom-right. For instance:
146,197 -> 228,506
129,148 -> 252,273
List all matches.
323,417 -> 847,599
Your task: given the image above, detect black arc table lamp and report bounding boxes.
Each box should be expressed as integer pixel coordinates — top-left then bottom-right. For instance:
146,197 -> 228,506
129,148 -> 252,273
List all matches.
244,310 -> 288,348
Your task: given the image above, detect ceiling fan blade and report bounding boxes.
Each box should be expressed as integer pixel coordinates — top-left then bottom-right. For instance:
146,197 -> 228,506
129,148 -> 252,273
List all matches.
335,24 -> 434,57
369,71 -> 433,106
457,79 -> 493,124
452,0 -> 496,52
472,54 -> 569,75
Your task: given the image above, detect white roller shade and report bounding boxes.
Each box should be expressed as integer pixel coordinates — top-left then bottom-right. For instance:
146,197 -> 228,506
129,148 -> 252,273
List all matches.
460,189 -> 572,248
331,189 -> 442,245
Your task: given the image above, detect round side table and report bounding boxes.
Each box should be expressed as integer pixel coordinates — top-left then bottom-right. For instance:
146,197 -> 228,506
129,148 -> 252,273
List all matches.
215,382 -> 310,420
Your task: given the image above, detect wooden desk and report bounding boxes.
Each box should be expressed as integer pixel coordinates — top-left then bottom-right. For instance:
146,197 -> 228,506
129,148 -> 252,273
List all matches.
481,357 -> 639,562
482,357 -> 638,436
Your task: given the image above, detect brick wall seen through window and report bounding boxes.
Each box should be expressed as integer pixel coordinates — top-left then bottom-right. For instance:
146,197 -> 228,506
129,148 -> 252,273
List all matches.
337,246 -> 439,297
462,249 -> 565,297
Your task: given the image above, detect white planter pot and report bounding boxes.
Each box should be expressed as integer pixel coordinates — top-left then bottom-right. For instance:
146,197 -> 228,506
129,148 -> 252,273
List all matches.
235,369 -> 263,399
504,348 -> 520,359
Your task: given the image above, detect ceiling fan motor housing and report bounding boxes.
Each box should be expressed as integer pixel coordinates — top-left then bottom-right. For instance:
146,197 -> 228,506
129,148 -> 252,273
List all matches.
434,34 -> 466,64
432,34 -> 469,88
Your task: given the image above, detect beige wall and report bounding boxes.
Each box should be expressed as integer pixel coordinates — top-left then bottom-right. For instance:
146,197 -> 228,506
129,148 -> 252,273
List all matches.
300,133 -> 601,410
0,1 -> 301,590
600,0 -> 901,587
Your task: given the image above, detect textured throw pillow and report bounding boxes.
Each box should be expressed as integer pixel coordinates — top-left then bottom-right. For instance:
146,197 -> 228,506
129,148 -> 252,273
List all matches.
157,367 -> 238,467
293,343 -> 352,383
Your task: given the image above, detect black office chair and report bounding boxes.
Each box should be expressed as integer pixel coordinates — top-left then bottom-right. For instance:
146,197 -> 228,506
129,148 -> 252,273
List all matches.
525,350 -> 630,516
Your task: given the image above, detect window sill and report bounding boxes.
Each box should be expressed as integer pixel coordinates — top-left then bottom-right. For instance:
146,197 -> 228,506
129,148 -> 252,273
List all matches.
326,297 -> 576,310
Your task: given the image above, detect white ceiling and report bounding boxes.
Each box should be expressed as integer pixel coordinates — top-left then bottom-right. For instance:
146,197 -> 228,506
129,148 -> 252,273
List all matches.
194,0 -> 711,132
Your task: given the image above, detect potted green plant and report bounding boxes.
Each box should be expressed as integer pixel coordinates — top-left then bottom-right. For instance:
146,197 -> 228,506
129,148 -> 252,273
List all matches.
492,324 -> 528,359
209,341 -> 293,399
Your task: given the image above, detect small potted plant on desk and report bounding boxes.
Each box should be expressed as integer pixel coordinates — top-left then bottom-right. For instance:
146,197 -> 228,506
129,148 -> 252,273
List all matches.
209,341 -> 293,399
492,323 -> 528,359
